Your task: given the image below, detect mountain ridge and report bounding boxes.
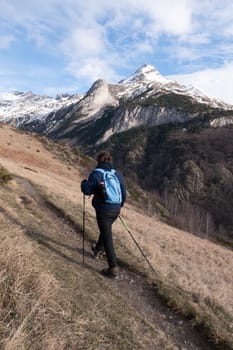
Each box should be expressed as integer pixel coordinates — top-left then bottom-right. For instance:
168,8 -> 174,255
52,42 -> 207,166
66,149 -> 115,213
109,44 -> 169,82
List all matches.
0,64 -> 232,132
0,90 -> 82,126
1,63 -> 230,149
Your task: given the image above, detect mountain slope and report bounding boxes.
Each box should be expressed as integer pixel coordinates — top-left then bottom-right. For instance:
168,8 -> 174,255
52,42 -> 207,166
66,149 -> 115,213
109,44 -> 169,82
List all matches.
0,124 -> 233,349
95,122 -> 233,240
0,91 -> 82,126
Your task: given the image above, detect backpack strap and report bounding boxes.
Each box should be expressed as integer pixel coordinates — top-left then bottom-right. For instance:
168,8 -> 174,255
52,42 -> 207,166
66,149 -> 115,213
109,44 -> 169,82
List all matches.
94,168 -> 116,176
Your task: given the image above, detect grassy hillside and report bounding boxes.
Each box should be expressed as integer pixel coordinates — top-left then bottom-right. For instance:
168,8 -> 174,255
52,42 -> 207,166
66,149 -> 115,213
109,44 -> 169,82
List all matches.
1,182 -> 173,350
0,124 -> 233,349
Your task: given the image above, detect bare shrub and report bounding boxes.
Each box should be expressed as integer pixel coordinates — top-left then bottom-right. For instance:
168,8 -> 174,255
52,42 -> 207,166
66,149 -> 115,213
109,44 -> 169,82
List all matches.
0,165 -> 12,184
163,191 -> 216,237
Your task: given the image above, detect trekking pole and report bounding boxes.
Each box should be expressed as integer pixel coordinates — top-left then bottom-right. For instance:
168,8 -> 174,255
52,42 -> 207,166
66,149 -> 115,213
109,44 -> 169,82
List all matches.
82,193 -> 85,264
119,215 -> 157,277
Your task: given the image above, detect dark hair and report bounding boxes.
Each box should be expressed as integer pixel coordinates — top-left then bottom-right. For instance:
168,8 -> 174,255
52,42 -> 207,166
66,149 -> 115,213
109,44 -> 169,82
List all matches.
96,150 -> 112,164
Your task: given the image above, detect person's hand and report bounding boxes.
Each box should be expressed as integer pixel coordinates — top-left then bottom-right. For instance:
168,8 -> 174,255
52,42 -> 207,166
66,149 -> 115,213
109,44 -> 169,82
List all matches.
81,179 -> 88,193
81,179 -> 88,189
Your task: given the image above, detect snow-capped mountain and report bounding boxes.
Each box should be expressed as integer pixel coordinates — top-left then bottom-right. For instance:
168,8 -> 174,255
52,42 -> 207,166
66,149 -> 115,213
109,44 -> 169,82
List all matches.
117,64 -> 232,109
41,64 -> 232,147
119,64 -> 170,86
0,91 -> 82,127
1,64 -> 233,147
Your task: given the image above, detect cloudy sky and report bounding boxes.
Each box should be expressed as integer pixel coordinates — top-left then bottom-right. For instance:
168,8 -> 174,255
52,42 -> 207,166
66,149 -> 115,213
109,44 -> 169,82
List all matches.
0,0 -> 233,104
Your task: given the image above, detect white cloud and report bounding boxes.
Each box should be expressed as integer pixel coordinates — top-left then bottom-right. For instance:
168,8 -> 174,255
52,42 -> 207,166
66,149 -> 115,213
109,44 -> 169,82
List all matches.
134,41 -> 154,54
60,25 -> 107,58
56,0 -> 194,84
0,0 -> 233,101
145,0 -> 192,36
169,61 -> 233,105
0,34 -> 15,49
66,58 -> 121,86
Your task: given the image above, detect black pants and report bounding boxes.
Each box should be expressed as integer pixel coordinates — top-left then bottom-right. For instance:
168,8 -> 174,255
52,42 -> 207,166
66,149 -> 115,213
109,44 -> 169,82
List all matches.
95,210 -> 120,268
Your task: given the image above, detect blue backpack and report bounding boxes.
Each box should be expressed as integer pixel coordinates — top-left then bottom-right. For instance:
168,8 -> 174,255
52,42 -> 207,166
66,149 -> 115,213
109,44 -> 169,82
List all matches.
94,168 -> 122,204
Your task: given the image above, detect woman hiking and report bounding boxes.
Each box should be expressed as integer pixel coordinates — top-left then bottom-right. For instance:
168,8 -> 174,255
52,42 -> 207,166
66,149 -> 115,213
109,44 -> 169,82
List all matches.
81,150 -> 126,279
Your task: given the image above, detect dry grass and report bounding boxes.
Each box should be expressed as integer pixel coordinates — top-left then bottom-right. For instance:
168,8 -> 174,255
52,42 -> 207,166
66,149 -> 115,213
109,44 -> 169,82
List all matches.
0,215 -> 71,349
0,124 -> 233,349
45,188 -> 233,349
117,208 -> 233,347
0,178 -> 176,350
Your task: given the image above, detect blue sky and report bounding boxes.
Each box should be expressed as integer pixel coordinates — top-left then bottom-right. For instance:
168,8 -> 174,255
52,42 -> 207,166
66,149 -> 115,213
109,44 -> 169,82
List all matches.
0,0 -> 233,104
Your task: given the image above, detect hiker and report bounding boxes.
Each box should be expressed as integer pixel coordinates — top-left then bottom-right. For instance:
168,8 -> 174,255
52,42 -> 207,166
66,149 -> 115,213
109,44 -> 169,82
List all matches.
81,150 -> 126,279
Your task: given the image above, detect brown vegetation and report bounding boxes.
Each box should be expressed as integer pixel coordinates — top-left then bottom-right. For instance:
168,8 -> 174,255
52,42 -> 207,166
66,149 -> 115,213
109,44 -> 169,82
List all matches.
0,124 -> 232,349
0,164 -> 12,183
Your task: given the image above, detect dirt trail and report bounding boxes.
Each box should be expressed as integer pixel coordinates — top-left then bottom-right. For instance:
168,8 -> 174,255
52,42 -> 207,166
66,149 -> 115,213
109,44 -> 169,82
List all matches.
16,177 -> 218,350
0,125 -> 225,349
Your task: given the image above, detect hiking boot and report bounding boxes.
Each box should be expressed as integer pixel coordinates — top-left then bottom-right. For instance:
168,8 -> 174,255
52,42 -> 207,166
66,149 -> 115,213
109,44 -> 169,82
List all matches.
91,243 -> 105,259
101,267 -> 118,279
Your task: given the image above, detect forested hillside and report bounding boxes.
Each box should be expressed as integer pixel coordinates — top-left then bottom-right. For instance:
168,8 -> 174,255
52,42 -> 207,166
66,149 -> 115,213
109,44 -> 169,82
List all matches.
94,123 -> 233,242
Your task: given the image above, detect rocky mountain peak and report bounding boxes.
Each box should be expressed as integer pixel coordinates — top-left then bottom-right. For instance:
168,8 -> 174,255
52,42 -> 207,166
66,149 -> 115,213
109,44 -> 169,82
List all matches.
86,79 -> 109,96
84,79 -> 117,107
74,79 -> 118,123
120,64 -> 169,85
